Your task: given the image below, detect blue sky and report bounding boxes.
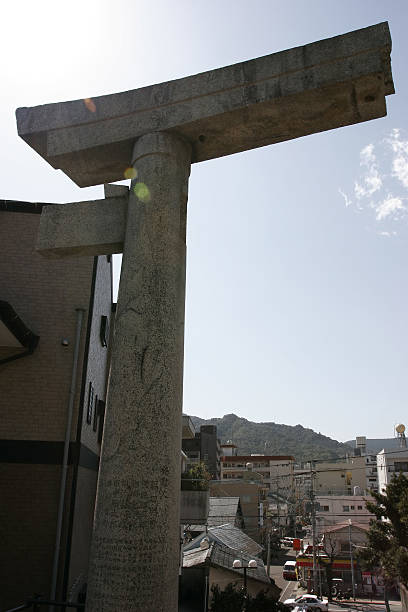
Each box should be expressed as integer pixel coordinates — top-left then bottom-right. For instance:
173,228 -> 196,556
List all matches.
2,0 -> 407,441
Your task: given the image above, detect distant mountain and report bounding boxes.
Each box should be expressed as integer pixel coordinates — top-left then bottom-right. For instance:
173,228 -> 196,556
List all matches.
344,437 -> 402,455
190,413 -> 353,463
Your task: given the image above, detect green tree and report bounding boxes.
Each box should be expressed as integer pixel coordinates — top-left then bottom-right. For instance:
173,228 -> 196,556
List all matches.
181,461 -> 211,490
358,472 -> 408,610
210,582 -> 284,612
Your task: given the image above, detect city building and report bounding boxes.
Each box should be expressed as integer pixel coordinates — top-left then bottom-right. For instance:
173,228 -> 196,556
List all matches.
314,456 -> 367,495
315,495 -> 373,537
377,447 -> 408,493
182,423 -> 222,479
210,479 -> 264,540
220,442 -> 238,457
220,454 -> 294,498
353,436 -> 379,493
0,200 -> 113,609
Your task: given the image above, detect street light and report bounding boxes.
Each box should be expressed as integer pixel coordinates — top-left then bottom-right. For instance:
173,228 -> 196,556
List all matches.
233,559 -> 258,611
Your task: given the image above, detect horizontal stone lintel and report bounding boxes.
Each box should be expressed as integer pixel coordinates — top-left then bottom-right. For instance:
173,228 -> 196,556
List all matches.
16,22 -> 394,187
37,194 -> 127,258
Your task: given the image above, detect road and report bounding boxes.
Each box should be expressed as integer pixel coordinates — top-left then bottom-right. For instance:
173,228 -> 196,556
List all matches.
268,546 -> 402,612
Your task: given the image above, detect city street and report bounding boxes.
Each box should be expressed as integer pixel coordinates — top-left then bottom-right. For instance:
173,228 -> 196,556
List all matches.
268,546 -> 402,612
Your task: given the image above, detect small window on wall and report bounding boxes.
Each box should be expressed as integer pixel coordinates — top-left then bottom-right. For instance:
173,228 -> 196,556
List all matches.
87,383 -> 94,424
342,505 -> 350,512
100,316 -> 109,348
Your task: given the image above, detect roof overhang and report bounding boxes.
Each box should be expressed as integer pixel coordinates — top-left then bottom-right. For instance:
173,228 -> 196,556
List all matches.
0,301 -> 39,363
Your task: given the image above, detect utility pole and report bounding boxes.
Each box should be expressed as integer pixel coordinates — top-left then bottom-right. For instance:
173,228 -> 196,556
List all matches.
310,461 -> 318,594
276,468 -> 281,537
266,530 -> 271,578
348,519 -> 356,600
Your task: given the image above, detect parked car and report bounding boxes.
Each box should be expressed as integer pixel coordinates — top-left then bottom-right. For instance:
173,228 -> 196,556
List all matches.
283,594 -> 328,611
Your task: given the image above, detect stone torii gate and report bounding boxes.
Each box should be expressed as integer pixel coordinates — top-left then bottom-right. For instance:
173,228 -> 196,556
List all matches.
16,22 -> 393,612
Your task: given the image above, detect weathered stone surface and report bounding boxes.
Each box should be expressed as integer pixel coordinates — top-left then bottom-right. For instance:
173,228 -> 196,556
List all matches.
85,133 -> 191,612
37,193 -> 127,258
16,22 -> 393,186
16,22 -> 395,612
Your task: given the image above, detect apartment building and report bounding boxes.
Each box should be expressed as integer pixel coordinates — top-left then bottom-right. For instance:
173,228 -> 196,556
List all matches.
315,494 -> 373,537
182,422 -> 222,479
353,436 -> 379,493
314,456 -> 367,495
221,454 -> 294,497
0,200 -> 113,609
377,447 -> 408,493
210,479 -> 263,540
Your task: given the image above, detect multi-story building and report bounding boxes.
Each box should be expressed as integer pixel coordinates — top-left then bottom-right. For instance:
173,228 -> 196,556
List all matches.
221,454 -> 294,498
182,422 -> 222,479
315,495 -> 373,537
353,436 -> 379,493
0,200 -> 113,609
210,479 -> 264,541
314,456 -> 367,495
377,447 -> 408,493
220,442 -> 238,457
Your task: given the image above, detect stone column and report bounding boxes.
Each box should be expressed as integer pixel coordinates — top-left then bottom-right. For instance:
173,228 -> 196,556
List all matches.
85,132 -> 192,612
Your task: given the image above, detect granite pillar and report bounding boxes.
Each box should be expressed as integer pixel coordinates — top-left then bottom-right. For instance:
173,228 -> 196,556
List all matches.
85,132 -> 192,612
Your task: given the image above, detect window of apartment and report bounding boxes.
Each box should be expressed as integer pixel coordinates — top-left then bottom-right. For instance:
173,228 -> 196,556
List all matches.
342,505 -> 350,512
358,505 -> 363,510
321,505 -> 329,512
369,478 -> 377,482
394,462 -> 408,472
340,542 -> 350,552
350,505 -> 355,510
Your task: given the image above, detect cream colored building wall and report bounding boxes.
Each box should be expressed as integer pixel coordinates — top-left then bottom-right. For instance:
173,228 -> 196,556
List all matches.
315,457 -> 366,494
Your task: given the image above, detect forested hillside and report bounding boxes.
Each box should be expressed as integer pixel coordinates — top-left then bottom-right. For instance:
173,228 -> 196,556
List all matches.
191,413 -> 352,462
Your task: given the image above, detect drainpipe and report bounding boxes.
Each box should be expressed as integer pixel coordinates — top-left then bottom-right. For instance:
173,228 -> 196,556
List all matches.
50,308 -> 85,609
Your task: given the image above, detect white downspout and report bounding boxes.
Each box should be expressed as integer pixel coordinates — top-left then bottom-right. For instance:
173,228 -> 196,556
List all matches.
50,307 -> 85,608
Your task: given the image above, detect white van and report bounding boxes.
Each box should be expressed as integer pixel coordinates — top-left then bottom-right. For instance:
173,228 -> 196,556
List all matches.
283,560 -> 297,581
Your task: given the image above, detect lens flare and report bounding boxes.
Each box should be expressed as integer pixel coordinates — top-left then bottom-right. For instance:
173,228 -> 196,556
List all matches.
84,98 -> 96,113
124,167 -> 137,180
133,182 -> 151,203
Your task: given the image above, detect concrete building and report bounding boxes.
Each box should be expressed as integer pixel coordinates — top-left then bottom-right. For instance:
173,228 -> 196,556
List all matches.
182,423 -> 221,479
377,447 -> 408,493
0,200 -> 113,609
210,480 -> 264,541
315,495 -> 373,537
351,436 -> 379,493
220,442 -> 238,457
314,456 -> 367,495
221,454 -> 294,499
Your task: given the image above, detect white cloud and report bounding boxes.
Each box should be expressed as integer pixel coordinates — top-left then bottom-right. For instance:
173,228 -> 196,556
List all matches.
375,196 -> 405,221
360,143 -> 376,166
354,143 -> 382,199
387,129 -> 408,189
339,188 -> 352,207
377,231 -> 397,237
341,129 -> 408,234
